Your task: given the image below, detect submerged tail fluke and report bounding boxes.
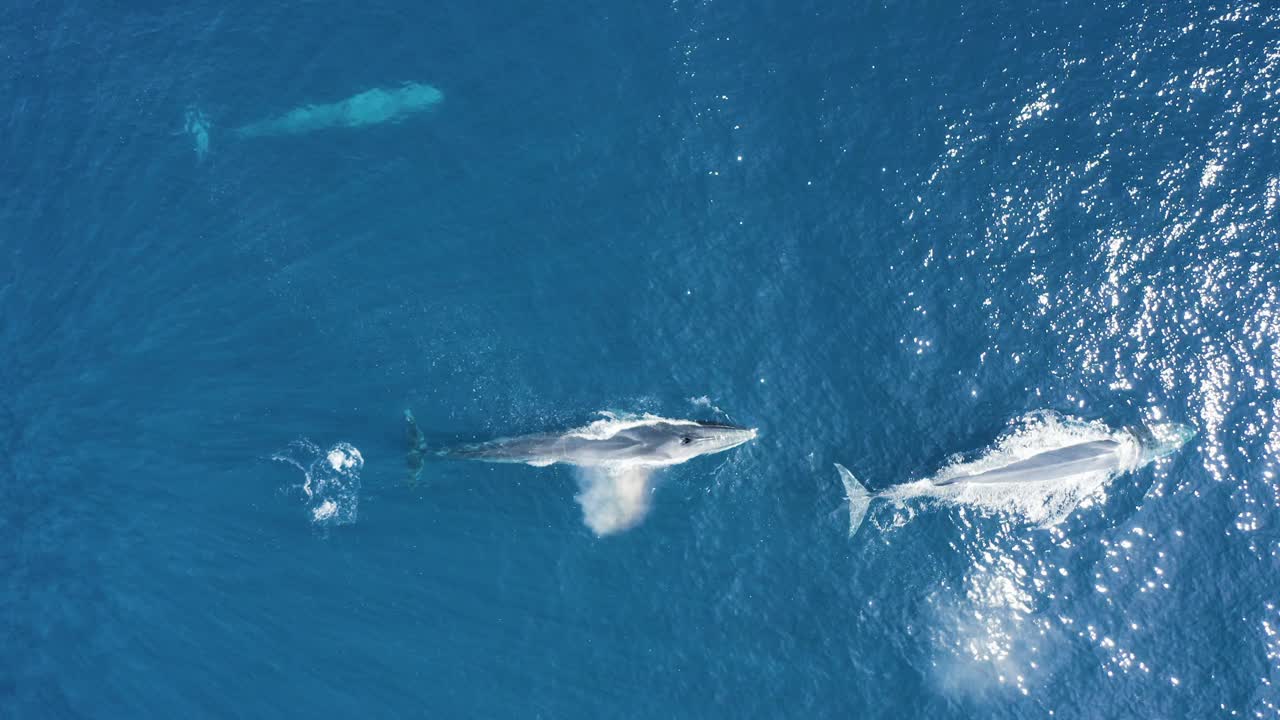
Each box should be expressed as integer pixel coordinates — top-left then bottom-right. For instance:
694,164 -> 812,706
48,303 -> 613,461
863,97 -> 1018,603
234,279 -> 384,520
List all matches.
834,463 -> 873,536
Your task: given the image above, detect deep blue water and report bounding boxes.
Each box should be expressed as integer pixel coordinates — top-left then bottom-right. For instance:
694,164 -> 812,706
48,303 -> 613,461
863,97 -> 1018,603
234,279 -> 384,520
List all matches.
5,0 -> 1280,716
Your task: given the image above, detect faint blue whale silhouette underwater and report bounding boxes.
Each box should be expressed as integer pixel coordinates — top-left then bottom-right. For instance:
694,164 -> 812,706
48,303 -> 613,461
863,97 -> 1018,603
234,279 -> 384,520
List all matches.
185,82 -> 443,159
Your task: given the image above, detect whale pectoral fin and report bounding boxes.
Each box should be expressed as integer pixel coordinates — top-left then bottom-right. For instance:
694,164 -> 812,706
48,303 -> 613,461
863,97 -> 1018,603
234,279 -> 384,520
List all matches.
573,466 -> 658,536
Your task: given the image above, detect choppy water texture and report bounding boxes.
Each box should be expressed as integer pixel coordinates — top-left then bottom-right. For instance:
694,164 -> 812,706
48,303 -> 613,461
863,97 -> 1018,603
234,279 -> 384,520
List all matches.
4,0 -> 1280,717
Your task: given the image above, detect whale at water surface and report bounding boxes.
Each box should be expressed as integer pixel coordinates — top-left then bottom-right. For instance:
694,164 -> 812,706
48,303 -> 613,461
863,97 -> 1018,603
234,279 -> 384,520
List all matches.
405,411 -> 756,536
835,414 -> 1195,536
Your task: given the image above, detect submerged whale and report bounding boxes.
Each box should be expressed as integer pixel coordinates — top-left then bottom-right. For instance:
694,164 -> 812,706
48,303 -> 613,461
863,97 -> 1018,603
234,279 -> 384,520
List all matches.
234,82 -> 443,139
184,107 -> 211,162
184,82 -> 443,157
835,415 -> 1195,536
405,410 -> 757,535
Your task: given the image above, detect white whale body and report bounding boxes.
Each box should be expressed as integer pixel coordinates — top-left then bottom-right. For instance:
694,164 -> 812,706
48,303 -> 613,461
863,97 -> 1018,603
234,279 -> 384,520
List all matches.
835,413 -> 1195,536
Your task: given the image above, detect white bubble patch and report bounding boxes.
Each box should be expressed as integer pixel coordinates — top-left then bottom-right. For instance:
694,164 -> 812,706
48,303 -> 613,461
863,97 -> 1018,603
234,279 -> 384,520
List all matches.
272,440 -> 363,527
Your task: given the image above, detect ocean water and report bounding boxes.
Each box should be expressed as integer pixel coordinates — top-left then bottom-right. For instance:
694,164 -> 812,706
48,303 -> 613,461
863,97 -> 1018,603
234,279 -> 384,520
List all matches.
5,0 -> 1280,716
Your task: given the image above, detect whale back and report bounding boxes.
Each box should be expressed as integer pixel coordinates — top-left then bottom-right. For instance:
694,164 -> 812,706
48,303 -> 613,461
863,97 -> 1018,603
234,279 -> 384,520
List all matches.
931,439 -> 1124,486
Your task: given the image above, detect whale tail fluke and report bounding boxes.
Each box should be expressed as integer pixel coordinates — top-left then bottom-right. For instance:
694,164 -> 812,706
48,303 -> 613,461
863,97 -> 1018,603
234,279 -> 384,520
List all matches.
835,463 -> 873,536
405,409 -> 429,487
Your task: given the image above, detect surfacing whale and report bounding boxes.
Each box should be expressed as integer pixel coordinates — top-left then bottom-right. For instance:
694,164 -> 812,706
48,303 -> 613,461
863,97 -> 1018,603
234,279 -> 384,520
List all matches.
405,411 -> 756,535
835,413 -> 1195,537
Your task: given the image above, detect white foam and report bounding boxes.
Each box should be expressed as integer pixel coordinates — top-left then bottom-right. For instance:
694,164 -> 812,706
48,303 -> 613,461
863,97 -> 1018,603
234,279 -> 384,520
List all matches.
312,500 -> 338,522
688,395 -> 728,416
327,446 -> 361,471
272,440 -> 364,526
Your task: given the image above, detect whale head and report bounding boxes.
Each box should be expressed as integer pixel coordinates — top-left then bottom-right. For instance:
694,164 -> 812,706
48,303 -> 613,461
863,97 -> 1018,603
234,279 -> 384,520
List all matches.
1137,422 -> 1196,464
653,420 -> 757,464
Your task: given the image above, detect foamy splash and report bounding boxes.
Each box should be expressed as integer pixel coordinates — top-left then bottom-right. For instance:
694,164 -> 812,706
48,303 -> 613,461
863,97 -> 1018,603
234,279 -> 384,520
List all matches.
689,395 -> 728,416
271,440 -> 363,526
